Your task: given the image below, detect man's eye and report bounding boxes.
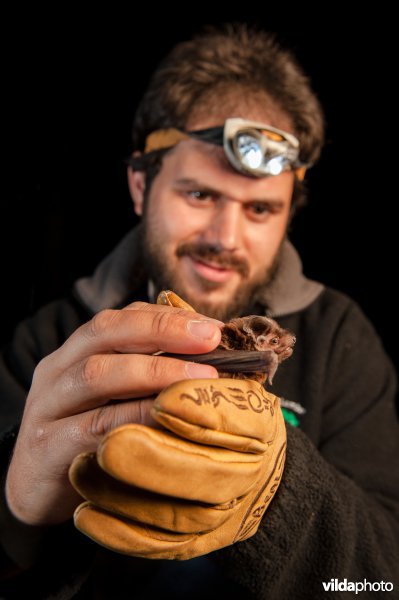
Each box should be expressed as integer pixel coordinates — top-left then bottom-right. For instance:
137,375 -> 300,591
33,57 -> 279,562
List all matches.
188,191 -> 211,201
184,190 -> 214,205
247,202 -> 270,215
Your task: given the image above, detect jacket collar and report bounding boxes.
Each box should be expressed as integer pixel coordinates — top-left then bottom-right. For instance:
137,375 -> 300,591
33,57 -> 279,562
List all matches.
74,223 -> 324,317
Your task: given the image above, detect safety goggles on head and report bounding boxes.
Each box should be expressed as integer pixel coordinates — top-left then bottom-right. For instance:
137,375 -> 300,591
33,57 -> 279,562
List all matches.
129,118 -> 310,180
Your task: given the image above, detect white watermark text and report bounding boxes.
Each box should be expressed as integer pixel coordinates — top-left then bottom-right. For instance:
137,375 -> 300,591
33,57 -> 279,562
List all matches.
322,579 -> 394,594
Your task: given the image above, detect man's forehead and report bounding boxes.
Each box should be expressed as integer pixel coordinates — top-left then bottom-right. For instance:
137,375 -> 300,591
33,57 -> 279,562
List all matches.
168,138 -> 235,175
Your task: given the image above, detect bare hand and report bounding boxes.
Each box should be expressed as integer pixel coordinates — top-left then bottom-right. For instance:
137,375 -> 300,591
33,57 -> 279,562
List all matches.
5,302 -> 221,525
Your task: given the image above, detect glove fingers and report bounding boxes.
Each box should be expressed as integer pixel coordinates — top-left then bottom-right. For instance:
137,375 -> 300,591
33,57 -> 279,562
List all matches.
74,501 -> 198,560
97,425 -> 262,504
153,409 -> 274,454
152,378 -> 279,451
69,452 -> 238,533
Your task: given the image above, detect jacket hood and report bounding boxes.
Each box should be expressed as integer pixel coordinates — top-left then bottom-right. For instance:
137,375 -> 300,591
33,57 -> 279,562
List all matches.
74,224 -> 324,317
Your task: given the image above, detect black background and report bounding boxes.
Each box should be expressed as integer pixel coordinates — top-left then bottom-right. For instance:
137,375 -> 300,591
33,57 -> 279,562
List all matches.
2,14 -> 397,372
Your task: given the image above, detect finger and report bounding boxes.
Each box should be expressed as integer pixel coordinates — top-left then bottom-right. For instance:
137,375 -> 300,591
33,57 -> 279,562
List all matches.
97,425 -> 262,504
121,302 -> 224,338
53,304 -> 222,368
69,453 -> 235,533
74,502 -> 198,560
42,353 -> 218,420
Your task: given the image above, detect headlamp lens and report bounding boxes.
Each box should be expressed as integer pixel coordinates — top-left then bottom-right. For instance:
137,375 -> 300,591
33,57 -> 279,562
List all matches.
266,156 -> 285,176
236,134 -> 263,170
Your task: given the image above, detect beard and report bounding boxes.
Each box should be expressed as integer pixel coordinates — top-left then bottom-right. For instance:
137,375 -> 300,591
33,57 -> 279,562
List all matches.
140,222 -> 282,322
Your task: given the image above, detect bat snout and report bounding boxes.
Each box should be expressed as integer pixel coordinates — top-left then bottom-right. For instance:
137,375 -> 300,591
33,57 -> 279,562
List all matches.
274,334 -> 296,361
279,346 -> 294,360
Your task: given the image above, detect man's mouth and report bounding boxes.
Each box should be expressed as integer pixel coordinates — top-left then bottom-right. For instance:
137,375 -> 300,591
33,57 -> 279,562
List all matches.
186,256 -> 237,283
176,242 -> 250,280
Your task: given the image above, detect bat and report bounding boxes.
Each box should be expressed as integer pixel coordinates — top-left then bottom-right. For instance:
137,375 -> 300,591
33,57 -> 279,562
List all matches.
157,291 -> 296,385
218,315 -> 296,384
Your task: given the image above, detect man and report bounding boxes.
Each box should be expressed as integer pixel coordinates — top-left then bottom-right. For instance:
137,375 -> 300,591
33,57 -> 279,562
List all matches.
1,23 -> 398,599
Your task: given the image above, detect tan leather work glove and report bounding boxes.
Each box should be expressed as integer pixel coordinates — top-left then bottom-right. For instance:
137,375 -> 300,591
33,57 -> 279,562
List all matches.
69,377 -> 286,560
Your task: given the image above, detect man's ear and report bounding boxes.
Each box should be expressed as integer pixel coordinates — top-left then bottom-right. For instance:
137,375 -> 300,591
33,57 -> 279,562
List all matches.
127,152 -> 146,216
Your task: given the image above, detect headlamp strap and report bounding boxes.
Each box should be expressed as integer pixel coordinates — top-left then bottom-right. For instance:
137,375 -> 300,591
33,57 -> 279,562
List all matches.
140,126 -> 308,181
144,129 -> 189,153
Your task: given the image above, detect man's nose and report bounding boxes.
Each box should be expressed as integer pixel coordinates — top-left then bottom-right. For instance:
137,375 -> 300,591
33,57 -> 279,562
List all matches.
204,199 -> 243,251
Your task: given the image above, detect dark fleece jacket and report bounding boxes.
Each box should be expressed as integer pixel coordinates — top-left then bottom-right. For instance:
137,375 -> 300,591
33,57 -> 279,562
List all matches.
0,227 -> 398,599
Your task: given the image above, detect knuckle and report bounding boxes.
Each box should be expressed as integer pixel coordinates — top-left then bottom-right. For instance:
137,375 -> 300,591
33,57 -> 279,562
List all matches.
79,355 -> 108,387
126,301 -> 149,311
29,422 -> 52,451
27,355 -> 55,411
151,310 -> 174,338
86,406 -> 113,439
30,364 -> 43,391
89,309 -> 119,338
19,419 -> 53,454
147,355 -> 168,383
33,353 -> 52,378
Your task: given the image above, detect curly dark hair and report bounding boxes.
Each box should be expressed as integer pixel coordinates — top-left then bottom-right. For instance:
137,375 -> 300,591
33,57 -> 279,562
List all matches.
129,23 -> 325,210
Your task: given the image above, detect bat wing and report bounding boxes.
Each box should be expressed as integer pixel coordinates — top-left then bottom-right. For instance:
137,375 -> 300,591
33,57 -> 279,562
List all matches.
162,349 -> 277,375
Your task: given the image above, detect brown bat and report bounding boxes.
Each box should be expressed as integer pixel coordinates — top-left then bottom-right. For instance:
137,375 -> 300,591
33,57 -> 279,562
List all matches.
157,292 -> 296,385
217,315 -> 296,384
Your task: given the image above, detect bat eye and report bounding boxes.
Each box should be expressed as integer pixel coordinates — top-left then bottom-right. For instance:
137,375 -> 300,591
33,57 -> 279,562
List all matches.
270,337 -> 279,345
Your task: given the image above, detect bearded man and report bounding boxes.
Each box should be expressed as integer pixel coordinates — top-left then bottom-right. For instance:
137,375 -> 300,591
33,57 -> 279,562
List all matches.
0,24 -> 398,600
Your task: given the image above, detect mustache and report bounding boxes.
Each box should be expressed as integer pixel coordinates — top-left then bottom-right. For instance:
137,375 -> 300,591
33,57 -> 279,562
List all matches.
176,242 -> 250,277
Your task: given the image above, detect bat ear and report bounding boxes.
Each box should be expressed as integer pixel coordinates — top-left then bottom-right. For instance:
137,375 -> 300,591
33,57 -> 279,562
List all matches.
243,316 -> 271,337
220,322 -> 248,350
242,324 -> 258,346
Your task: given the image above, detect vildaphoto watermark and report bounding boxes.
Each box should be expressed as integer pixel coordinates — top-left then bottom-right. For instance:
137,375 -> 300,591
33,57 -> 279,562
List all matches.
322,579 -> 394,594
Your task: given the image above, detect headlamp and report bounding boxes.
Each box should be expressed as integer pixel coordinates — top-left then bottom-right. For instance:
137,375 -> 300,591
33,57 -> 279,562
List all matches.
223,118 -> 304,178
129,118 -> 310,180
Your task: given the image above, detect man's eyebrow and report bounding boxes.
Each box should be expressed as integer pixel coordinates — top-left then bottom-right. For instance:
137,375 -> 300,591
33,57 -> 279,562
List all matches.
173,178 -> 285,208
174,178 -> 220,189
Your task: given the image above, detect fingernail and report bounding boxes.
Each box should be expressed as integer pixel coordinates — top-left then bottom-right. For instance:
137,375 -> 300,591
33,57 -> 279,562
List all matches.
187,320 -> 219,340
185,362 -> 219,379
207,318 -> 225,328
